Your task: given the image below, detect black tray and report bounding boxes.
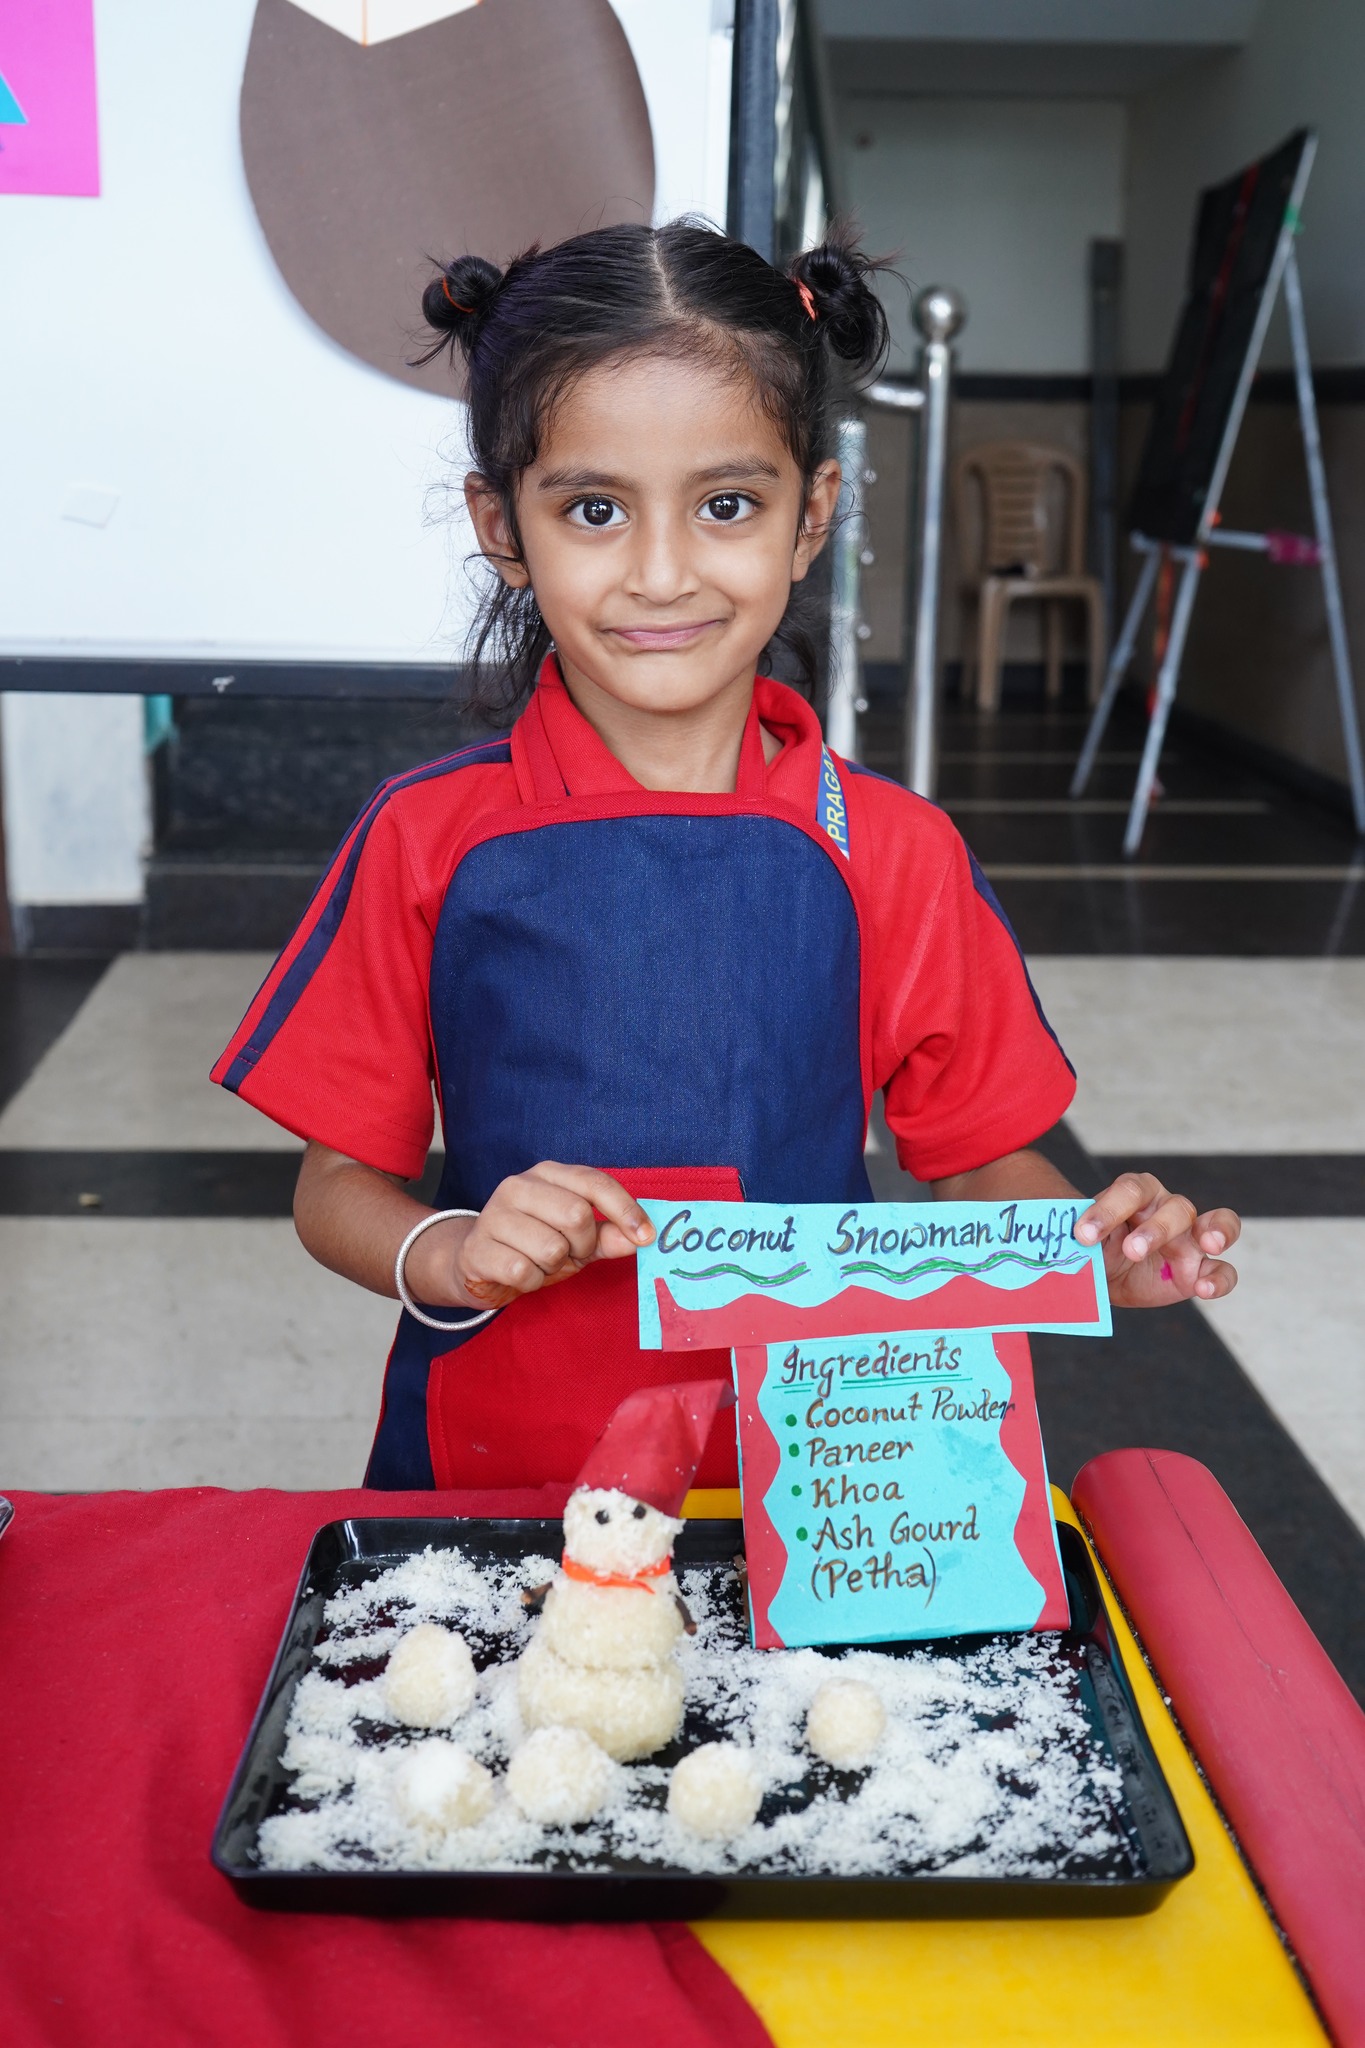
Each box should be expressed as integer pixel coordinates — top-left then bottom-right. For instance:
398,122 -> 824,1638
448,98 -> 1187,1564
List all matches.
213,1517 -> 1193,1920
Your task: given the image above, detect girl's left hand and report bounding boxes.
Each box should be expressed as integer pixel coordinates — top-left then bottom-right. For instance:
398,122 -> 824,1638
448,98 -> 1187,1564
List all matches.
1075,1173 -> 1240,1309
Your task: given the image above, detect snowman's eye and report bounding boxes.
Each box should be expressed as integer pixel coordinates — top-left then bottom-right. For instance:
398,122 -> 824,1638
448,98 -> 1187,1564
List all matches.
595,1508 -> 611,1525
632,1503 -> 647,1520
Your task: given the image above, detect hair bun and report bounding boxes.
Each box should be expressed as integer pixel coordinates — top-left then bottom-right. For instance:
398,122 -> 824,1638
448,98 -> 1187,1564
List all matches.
416,254 -> 504,364
789,234 -> 889,381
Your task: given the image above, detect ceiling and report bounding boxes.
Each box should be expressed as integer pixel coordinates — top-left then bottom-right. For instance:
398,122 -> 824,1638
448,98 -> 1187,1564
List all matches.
815,0 -> 1259,99
814,0 -> 1259,41
826,38 -> 1233,99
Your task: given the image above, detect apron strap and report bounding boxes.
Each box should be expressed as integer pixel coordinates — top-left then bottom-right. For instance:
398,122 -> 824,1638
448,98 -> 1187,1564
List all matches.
817,745 -> 851,858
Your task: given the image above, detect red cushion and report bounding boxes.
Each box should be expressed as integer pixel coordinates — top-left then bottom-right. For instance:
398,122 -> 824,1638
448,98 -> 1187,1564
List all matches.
1073,1449 -> 1365,2048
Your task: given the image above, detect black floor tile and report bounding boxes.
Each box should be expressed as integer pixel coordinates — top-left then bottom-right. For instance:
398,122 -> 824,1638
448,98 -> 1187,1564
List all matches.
1032,1307 -> 1365,1707
0,959 -> 110,1113
951,806 -> 1358,867
0,1150 -> 444,1217
929,759 -> 1277,805
144,856 -> 326,951
1087,1153 -> 1365,1219
991,876 -> 1365,954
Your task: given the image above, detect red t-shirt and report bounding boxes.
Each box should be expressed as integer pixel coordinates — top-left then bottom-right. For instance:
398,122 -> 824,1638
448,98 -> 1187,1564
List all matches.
214,670 -> 1073,1184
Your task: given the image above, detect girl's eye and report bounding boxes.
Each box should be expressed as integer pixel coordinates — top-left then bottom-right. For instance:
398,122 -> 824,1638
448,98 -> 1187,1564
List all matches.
700,493 -> 754,524
570,497 -> 622,529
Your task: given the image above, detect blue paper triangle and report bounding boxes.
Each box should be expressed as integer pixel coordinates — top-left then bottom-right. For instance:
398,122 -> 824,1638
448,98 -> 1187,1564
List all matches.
0,69 -> 27,125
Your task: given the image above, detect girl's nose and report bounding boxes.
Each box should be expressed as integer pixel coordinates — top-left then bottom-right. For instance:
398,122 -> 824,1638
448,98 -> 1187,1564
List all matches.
625,513 -> 702,605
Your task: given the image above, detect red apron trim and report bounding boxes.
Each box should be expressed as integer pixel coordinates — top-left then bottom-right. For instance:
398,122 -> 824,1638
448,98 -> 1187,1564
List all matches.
561,1552 -> 671,1593
426,1166 -> 743,1490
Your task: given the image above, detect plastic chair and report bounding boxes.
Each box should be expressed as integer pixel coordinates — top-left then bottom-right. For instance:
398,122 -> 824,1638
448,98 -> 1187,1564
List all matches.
954,440 -> 1106,710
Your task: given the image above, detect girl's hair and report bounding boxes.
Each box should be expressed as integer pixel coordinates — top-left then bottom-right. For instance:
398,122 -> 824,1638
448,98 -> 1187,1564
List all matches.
416,219 -> 890,722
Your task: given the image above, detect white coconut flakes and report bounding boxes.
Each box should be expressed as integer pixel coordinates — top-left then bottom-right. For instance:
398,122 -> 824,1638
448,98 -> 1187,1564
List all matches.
255,1545 -> 1131,1884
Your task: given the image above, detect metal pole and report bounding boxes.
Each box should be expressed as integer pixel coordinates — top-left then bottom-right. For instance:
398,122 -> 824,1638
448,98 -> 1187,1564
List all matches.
825,416 -> 868,762
904,286 -> 965,800
727,0 -> 779,260
1123,552 -> 1202,856
1089,239 -> 1123,646
1071,542 -> 1161,795
1282,243 -> 1365,834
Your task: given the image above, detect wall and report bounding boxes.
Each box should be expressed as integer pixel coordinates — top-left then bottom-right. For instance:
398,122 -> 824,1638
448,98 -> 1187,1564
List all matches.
1122,0 -> 1365,791
1124,1 -> 1365,371
838,95 -> 1125,373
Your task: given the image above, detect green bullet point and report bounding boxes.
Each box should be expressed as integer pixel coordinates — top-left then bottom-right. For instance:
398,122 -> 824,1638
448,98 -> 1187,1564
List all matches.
791,1485 -> 802,1497
796,1526 -> 809,1541
785,1414 -> 798,1427
787,1443 -> 799,1458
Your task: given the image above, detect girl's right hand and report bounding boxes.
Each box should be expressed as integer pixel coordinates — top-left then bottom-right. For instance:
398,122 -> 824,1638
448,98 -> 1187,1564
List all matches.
405,1162 -> 655,1312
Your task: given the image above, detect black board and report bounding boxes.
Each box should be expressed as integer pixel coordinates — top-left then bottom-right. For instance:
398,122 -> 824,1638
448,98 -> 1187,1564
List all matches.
1127,129 -> 1312,546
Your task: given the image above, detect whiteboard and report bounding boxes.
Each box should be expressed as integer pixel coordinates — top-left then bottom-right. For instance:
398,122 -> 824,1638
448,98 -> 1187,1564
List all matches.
0,0 -> 732,669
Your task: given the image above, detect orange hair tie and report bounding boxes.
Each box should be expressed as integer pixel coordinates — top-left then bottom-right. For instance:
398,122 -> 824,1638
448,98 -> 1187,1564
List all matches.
796,279 -> 818,322
441,276 -> 475,315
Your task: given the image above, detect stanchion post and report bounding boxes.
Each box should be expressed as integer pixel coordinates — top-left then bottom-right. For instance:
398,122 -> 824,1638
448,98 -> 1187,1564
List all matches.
825,416 -> 868,763
904,286 -> 965,800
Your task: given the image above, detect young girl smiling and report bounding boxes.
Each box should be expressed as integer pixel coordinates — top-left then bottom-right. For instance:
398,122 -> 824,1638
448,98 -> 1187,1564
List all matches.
214,221 -> 1238,1492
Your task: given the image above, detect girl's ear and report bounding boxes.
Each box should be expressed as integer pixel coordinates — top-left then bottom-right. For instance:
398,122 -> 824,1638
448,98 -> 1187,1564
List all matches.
790,460 -> 842,584
464,473 -> 532,589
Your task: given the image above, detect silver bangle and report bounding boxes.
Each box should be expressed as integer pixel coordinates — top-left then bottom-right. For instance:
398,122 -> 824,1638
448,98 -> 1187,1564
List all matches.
394,1208 -> 499,1333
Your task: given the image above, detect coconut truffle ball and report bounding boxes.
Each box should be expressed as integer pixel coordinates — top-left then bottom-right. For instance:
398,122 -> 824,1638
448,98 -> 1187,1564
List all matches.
384,1623 -> 476,1729
805,1676 -> 887,1769
667,1743 -> 762,1840
392,1739 -> 494,1831
507,1727 -> 615,1826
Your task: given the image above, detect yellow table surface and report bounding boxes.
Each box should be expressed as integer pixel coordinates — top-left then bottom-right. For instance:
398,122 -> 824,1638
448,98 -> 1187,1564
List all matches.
680,1487 -> 1324,2047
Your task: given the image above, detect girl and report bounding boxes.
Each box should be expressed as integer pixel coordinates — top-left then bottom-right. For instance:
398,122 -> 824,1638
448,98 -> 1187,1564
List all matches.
213,221 -> 1239,1492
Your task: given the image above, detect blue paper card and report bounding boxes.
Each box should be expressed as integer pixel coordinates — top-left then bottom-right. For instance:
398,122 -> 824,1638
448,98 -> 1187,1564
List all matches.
636,1197 -> 1111,1351
733,1329 -> 1069,1647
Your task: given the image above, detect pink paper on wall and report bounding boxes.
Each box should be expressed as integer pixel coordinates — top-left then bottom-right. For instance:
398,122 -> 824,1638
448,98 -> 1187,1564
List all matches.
0,0 -> 100,198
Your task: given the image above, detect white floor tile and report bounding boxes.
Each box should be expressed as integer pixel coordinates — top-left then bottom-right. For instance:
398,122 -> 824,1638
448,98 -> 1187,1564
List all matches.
0,1218 -> 398,1489
0,953 -> 297,1150
1027,958 -> 1365,1153
1196,1218 -> 1365,1534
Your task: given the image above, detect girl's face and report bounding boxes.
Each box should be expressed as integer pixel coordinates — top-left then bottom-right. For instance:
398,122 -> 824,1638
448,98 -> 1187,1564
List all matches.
467,351 -> 839,722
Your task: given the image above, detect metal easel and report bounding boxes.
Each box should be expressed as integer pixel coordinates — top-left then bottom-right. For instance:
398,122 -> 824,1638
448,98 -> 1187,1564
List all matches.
1071,133 -> 1365,853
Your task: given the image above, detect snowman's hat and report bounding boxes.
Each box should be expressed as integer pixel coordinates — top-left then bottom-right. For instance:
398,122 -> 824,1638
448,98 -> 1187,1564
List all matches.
573,1379 -> 736,1516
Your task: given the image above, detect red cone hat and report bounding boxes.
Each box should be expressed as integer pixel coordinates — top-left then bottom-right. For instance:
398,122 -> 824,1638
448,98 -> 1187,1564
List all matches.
573,1379 -> 737,1516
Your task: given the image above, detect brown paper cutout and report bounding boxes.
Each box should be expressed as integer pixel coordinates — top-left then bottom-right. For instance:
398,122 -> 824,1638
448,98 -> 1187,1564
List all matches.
240,0 -> 655,394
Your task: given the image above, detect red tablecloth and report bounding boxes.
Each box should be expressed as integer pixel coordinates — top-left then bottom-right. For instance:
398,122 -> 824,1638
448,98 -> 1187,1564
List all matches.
0,1487 -> 773,2048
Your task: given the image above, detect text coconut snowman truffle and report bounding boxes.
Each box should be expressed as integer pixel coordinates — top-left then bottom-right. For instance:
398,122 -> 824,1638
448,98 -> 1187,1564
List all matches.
517,1379 -> 736,1763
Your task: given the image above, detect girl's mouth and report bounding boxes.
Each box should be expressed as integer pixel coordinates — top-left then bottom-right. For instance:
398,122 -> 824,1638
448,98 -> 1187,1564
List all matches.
608,620 -> 723,650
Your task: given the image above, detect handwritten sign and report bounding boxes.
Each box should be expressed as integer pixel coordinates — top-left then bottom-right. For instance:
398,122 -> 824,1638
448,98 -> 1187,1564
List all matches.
634,1199 -> 1106,1648
635,1198 -> 1110,1351
732,1330 -> 1069,1648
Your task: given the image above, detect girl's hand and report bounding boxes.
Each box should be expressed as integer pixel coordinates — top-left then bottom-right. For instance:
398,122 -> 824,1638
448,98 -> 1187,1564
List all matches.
407,1162 -> 654,1312
1075,1173 -> 1240,1310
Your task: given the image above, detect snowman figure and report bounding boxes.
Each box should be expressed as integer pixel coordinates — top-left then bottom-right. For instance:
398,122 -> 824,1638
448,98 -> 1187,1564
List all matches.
516,1379 -> 735,1762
